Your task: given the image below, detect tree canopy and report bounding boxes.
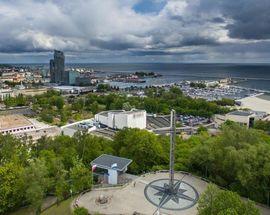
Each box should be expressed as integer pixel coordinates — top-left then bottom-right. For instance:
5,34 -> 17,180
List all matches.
198,184 -> 259,215
0,122 -> 270,213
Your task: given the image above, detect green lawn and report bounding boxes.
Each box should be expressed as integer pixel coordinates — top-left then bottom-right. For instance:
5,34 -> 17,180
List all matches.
9,197 -> 75,215
41,197 -> 75,215
9,207 -> 34,215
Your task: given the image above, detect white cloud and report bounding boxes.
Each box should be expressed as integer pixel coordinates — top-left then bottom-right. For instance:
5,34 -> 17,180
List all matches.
0,0 -> 269,62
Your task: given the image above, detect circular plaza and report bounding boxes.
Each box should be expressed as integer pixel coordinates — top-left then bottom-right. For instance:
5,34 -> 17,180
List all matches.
75,171 -> 209,215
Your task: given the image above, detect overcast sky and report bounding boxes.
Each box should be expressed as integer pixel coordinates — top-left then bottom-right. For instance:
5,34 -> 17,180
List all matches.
0,0 -> 270,63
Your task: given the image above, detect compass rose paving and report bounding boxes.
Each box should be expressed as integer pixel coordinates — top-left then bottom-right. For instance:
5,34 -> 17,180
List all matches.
76,172 -> 208,215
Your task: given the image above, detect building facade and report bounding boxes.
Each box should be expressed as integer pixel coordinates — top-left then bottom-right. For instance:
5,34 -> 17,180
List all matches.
68,70 -> 80,85
50,50 -> 68,84
95,109 -> 147,129
91,154 -> 132,185
0,115 -> 35,135
214,110 -> 259,128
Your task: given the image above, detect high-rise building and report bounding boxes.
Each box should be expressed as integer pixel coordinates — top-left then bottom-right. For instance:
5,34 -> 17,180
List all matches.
68,70 -> 80,85
50,59 -> 55,82
50,50 -> 68,84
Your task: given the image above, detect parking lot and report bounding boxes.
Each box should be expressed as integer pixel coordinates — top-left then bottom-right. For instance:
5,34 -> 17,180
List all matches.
178,115 -> 209,126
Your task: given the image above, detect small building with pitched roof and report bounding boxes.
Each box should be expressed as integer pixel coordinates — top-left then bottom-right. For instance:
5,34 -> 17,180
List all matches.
91,154 -> 132,185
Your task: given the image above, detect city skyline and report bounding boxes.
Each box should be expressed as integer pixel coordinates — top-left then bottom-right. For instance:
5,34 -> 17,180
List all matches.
0,0 -> 270,63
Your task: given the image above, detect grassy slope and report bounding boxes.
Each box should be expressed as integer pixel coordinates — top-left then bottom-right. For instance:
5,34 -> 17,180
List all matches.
9,197 -> 75,215
41,197 -> 74,215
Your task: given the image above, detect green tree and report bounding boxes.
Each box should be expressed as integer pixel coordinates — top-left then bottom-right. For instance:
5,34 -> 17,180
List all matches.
254,120 -> 270,133
97,84 -> 110,92
190,123 -> 270,203
70,159 -> 92,193
198,184 -> 259,215
0,162 -> 25,214
216,98 -> 235,106
72,98 -> 85,112
40,111 -> 53,123
90,101 -> 100,114
122,102 -> 133,111
24,159 -> 49,215
113,128 -> 167,173
39,150 -> 69,202
73,207 -> 89,215
74,133 -> 114,165
0,134 -> 29,166
55,174 -> 69,204
55,96 -> 64,110
197,126 -> 207,134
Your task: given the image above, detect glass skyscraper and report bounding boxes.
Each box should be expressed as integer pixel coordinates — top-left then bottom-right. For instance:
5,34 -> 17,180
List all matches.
50,50 -> 68,84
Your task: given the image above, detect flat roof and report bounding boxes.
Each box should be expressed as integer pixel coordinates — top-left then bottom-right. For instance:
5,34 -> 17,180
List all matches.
0,114 -> 33,130
91,154 -> 132,171
98,109 -> 145,117
227,110 -> 253,116
237,95 -> 270,114
99,110 -> 124,117
256,93 -> 270,101
121,109 -> 146,115
52,86 -> 85,90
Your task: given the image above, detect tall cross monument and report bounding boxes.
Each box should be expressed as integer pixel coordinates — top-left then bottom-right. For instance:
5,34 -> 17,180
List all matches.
144,109 -> 199,210
169,109 -> 176,191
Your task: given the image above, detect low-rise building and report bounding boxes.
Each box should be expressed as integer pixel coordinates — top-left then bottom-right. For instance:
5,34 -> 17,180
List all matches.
225,111 -> 255,127
14,126 -> 61,141
0,89 -> 14,100
215,110 -> 258,128
0,114 -> 35,135
0,114 -> 61,140
91,154 -> 132,185
52,86 -> 94,94
95,109 -> 147,129
236,93 -> 270,114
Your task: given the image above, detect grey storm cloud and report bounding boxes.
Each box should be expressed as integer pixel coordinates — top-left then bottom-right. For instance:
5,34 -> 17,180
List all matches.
0,0 -> 269,62
197,0 -> 270,40
181,37 -> 219,47
220,0 -> 270,40
130,50 -> 203,56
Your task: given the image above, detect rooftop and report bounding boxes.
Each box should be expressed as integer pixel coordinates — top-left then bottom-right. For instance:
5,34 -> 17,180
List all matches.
237,94 -> 270,114
0,114 -> 33,130
99,110 -> 124,117
98,109 -> 145,117
91,154 -> 132,171
256,93 -> 270,101
227,110 -> 253,117
121,109 -> 146,115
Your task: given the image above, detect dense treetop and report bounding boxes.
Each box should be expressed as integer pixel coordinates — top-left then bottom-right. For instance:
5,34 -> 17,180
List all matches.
1,87 -> 230,126
198,184 -> 259,215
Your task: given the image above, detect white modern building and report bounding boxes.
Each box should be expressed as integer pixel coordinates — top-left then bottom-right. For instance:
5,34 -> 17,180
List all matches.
95,109 -> 147,129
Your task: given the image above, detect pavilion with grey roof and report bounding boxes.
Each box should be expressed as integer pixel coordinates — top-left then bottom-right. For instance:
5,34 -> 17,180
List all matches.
91,154 -> 132,185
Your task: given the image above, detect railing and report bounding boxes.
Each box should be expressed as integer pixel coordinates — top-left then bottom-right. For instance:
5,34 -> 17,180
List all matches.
73,170 -> 270,211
